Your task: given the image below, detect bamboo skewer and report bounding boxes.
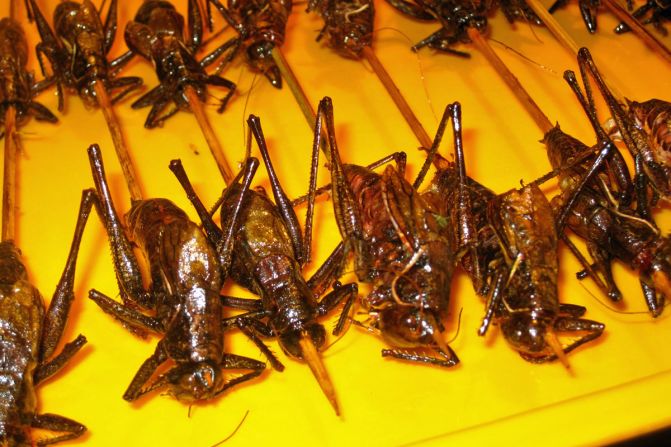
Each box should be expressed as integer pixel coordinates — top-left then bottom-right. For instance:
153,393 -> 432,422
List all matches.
93,81 -> 144,202
183,86 -> 235,185
271,47 -> 318,127
2,107 -> 17,242
467,27 -> 554,134
602,0 -> 671,65
361,46 -> 434,150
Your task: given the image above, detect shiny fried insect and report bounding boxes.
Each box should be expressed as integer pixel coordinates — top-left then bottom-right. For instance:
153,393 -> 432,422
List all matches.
125,0 -> 237,128
615,0 -> 671,34
542,61 -> 671,317
0,17 -> 57,138
313,97 -> 459,368
28,0 -> 142,111
385,0 -> 488,57
307,0 -> 375,58
428,102 -> 605,363
170,114 -> 357,415
85,145 -> 265,402
208,0 -> 292,88
0,191 -> 92,445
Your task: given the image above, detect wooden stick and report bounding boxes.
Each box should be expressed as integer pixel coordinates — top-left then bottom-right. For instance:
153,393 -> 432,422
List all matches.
93,81 -> 144,201
467,27 -> 554,134
525,0 -> 626,100
526,0 -> 579,54
183,86 -> 234,185
602,0 -> 671,65
2,107 -> 17,242
271,47 -> 317,128
361,46 -> 434,149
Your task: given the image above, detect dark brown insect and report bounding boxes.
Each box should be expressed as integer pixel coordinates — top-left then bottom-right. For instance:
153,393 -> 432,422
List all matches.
574,48 -> 670,219
208,0 -> 292,88
428,102 -> 605,363
85,144 -> 265,402
125,0 -> 237,127
28,0 -> 143,111
170,115 -> 357,414
628,99 -> 671,168
615,0 -> 671,34
548,0 -> 601,33
0,17 -> 57,138
0,191 -> 92,445
384,0 -> 489,57
307,0 -> 375,58
313,97 -> 459,367
541,63 -> 671,317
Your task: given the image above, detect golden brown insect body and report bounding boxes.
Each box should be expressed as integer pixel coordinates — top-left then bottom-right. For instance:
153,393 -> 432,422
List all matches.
320,97 -> 458,367
209,0 -> 292,87
0,18 -> 57,135
86,145 -> 265,403
29,0 -> 142,110
125,0 -> 236,127
0,189 -> 93,445
308,0 -> 375,58
630,99 -> 671,167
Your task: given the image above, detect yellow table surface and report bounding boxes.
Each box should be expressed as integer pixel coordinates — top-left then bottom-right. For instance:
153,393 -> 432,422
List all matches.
9,0 -> 671,445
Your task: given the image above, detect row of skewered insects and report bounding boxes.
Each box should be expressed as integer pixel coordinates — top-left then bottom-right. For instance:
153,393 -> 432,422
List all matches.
0,0 -> 670,444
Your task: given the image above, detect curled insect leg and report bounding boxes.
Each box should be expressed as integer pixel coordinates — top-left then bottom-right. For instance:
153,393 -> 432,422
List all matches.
315,281 -> 358,336
519,316 -> 605,364
223,312 -> 285,372
31,413 -> 86,446
216,353 -> 267,396
34,335 -> 87,385
641,279 -> 665,317
123,340 -> 170,401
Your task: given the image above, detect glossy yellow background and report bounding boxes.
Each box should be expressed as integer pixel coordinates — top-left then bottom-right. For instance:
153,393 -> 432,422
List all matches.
8,0 -> 671,445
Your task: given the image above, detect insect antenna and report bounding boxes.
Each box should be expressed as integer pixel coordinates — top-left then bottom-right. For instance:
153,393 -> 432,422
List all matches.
211,410 -> 250,446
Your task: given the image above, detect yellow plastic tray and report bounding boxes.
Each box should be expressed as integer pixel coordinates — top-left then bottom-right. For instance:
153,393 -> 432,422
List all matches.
9,0 -> 671,445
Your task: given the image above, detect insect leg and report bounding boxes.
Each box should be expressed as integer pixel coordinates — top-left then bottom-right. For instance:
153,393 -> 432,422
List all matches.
31,413 -> 86,446
108,76 -> 144,105
28,101 -> 58,123
306,242 -> 347,297
216,353 -> 267,395
87,145 -> 152,308
640,280 -> 664,317
316,281 -> 358,336
231,317 -> 285,371
40,190 -> 94,361
249,115 -> 306,264
131,85 -> 165,109
187,0 -> 204,52
102,0 -> 118,55
88,289 -> 162,333
207,75 -> 236,113
169,159 -> 224,245
34,335 -> 87,385
123,341 -> 170,401
381,347 -> 459,368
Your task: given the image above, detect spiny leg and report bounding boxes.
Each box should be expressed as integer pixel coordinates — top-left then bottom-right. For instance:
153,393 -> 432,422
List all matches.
40,189 -> 94,361
31,413 -> 86,446
34,335 -> 87,385
123,340 -> 170,401
88,289 -> 162,333
381,346 -> 459,368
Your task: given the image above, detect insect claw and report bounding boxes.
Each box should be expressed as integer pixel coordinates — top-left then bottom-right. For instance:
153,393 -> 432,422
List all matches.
298,334 -> 340,416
